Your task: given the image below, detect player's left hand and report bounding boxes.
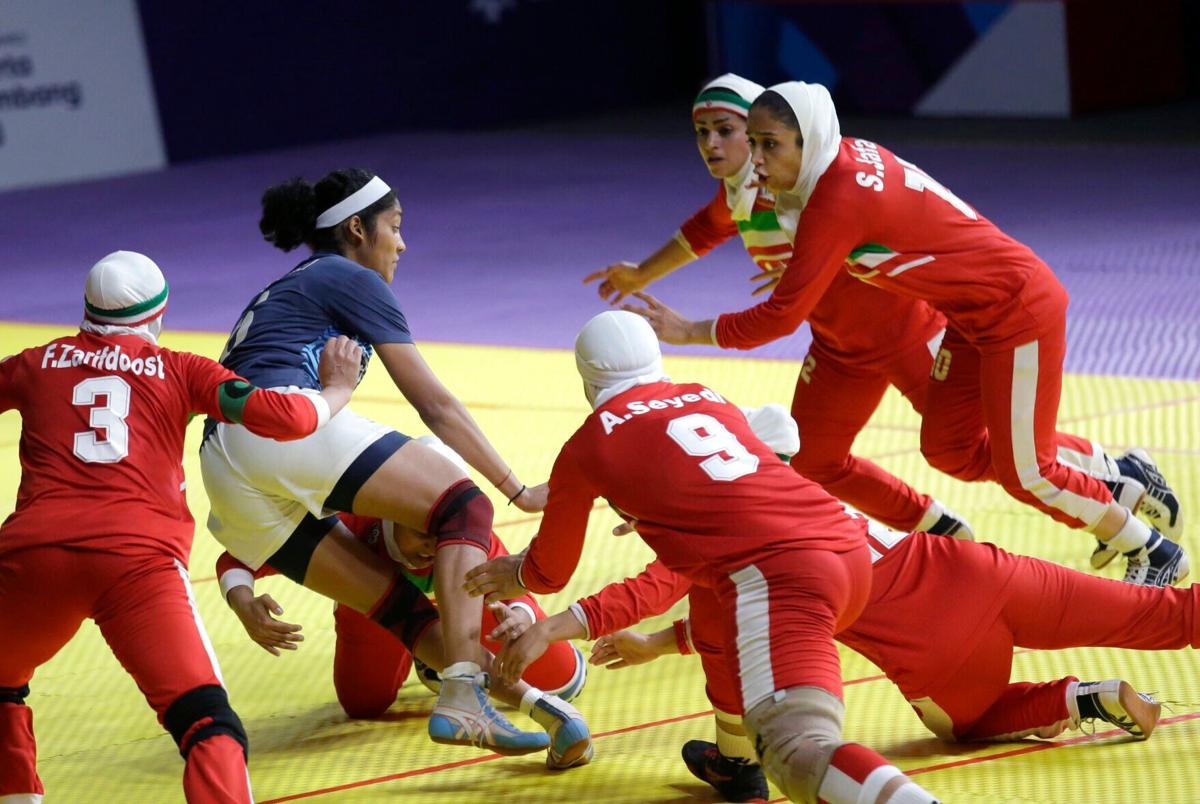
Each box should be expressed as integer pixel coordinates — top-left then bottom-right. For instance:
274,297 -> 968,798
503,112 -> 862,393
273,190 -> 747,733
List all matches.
494,621 -> 551,686
488,600 -> 534,642
463,553 -> 526,602
621,292 -> 708,345
511,481 -> 548,513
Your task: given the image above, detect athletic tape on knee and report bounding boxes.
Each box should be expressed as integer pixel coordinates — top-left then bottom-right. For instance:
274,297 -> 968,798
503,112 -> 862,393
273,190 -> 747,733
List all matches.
0,685 -> 29,706
163,685 -> 248,761
743,686 -> 845,803
369,575 -> 441,651
426,479 -> 493,551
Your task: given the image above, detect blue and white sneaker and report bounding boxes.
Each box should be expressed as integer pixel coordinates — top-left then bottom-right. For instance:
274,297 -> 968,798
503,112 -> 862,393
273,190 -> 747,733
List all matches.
1122,529 -> 1190,587
428,662 -> 550,756
1071,680 -> 1161,740
533,693 -> 593,770
1117,449 -> 1183,538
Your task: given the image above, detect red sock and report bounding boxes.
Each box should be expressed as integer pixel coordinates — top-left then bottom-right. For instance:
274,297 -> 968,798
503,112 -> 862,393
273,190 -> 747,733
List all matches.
182,734 -> 252,803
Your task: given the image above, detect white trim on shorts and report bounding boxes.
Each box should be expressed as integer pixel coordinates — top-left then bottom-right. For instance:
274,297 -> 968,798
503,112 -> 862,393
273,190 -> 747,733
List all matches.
730,564 -> 775,711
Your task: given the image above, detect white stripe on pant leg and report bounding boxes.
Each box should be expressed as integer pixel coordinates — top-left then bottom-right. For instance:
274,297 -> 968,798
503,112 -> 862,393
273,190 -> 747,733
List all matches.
1010,341 -> 1110,527
1056,439 -> 1117,478
730,565 -> 774,711
173,559 -> 226,687
0,794 -> 45,803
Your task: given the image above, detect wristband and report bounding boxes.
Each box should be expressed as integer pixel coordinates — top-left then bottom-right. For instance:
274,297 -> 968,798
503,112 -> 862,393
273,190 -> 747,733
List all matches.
506,484 -> 527,505
673,618 -> 695,655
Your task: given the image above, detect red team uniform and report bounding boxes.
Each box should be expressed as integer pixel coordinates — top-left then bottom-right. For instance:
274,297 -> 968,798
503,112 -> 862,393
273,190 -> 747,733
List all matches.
216,514 -> 585,718
677,182 -> 947,531
715,134 -> 1115,532
578,527 -> 1200,741
0,328 -> 327,802
521,380 -> 870,708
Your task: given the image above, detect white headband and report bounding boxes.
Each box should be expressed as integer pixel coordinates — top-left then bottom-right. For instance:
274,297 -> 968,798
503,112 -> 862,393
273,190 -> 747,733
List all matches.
314,176 -> 392,229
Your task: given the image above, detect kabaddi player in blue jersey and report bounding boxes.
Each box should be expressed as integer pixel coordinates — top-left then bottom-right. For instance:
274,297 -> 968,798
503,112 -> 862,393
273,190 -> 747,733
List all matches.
200,169 -> 588,761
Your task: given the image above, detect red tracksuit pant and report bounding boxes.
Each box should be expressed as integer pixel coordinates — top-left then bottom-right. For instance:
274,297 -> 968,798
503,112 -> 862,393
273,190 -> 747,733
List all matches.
0,547 -> 251,803
921,307 -> 1114,530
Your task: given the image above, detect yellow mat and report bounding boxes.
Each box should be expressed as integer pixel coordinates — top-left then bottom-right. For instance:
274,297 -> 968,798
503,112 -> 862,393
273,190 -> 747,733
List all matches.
1,323 -> 1196,803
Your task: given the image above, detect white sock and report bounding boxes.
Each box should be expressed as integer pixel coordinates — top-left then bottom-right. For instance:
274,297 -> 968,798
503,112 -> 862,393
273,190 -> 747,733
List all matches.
1102,510 -> 1151,554
915,500 -> 944,532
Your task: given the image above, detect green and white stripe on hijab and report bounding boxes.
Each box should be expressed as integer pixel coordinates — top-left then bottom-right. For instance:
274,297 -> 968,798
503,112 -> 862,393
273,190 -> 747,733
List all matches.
81,250 -> 170,343
758,81 -> 842,240
692,74 -> 766,222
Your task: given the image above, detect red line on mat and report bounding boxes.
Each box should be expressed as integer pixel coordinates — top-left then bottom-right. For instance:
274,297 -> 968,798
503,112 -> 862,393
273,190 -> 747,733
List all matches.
257,668 -> 897,802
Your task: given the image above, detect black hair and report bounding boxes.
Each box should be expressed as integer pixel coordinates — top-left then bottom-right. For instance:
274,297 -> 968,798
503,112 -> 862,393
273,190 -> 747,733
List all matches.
259,168 -> 398,253
750,91 -> 804,147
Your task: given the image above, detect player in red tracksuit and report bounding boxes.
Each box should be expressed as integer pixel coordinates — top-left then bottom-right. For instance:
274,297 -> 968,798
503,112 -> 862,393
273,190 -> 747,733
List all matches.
625,81 -> 1187,587
586,73 -> 970,539
0,251 -> 364,804
465,311 -> 941,804
214,505 -> 587,718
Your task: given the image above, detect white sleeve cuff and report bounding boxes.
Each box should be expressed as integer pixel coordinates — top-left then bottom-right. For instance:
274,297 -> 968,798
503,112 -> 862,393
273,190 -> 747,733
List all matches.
508,601 -> 537,627
309,393 -> 332,430
219,569 -> 255,603
709,318 -> 720,346
568,602 -> 592,640
672,230 -> 699,260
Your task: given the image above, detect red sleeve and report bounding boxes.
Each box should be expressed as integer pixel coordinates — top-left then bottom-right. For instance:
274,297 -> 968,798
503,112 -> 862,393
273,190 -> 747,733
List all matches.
575,559 -> 692,638
177,350 -> 321,441
676,184 -> 738,257
215,550 -> 278,581
0,352 -> 23,413
714,190 -> 863,350
520,440 -> 599,594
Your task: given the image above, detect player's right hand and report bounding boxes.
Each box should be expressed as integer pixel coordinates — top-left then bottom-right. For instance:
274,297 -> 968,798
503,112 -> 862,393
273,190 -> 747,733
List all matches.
584,262 -> 648,304
318,335 -> 363,390
589,630 -> 661,669
228,588 -> 304,656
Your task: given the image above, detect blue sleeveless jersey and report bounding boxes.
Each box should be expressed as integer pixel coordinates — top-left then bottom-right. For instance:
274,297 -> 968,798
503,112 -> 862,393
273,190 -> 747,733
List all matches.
219,253 -> 413,390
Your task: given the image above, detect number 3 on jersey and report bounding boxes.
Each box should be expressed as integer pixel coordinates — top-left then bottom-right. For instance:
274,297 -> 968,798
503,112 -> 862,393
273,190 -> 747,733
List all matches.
667,413 -> 759,481
73,376 -> 131,463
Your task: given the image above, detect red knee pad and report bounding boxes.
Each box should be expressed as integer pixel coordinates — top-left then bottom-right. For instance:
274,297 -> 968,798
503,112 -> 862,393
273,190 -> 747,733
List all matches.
368,576 -> 441,652
425,479 -> 493,552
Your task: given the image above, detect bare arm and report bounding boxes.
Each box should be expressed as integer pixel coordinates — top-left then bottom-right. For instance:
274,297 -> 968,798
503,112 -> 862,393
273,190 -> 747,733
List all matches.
374,341 -> 539,510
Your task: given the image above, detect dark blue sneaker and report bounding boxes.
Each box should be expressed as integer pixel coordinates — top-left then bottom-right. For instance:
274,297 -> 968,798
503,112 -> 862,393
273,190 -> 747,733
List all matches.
1122,529 -> 1190,587
1091,475 -> 1148,569
681,740 -> 768,802
1116,449 -> 1183,538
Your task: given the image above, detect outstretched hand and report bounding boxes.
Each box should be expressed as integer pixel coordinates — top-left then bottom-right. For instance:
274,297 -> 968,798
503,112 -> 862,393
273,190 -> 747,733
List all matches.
751,265 -> 785,297
494,621 -> 552,686
589,630 -> 662,669
584,262 -> 648,305
510,482 -> 548,513
228,588 -> 304,657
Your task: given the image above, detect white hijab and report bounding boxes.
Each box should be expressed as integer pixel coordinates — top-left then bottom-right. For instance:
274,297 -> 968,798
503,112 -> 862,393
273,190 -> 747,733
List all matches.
693,73 -> 766,222
575,311 -> 667,409
80,250 -> 169,344
761,81 -> 842,240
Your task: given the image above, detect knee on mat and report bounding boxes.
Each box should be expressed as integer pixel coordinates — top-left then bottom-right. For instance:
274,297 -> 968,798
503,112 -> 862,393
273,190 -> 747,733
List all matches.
337,689 -> 395,720
164,685 -> 248,761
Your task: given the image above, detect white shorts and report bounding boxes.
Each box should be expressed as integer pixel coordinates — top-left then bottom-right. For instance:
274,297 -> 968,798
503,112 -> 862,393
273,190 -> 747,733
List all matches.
199,401 -> 400,569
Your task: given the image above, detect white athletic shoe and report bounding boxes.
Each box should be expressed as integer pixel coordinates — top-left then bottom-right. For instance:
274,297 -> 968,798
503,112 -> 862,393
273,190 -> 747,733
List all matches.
918,499 -> 976,541
1071,680 -> 1161,740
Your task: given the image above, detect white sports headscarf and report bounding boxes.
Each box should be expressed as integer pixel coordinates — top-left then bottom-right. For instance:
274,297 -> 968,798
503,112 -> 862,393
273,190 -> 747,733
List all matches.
693,73 -> 766,222
575,311 -> 667,409
80,251 -> 169,344
742,404 -> 800,459
759,81 -> 842,240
